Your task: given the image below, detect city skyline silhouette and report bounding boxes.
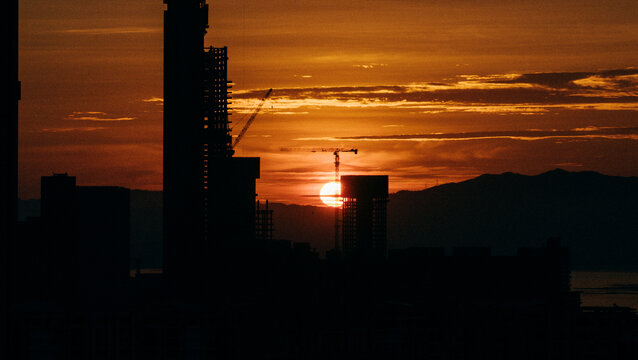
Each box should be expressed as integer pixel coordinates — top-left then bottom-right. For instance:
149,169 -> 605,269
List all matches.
4,0 -> 638,359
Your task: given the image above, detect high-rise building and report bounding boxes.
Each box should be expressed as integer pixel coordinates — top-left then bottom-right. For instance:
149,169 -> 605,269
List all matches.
2,0 -> 20,354
163,0 -> 260,292
341,175 -> 389,257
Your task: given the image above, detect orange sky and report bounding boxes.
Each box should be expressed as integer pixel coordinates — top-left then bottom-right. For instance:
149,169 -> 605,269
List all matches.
18,0 -> 638,205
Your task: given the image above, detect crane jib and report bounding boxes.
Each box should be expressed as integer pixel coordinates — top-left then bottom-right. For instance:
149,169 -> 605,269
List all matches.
232,88 -> 273,148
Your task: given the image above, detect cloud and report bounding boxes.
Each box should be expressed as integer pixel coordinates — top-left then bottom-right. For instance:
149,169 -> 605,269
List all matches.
295,127 -> 638,142
143,97 -> 164,104
506,69 -> 638,92
66,112 -> 136,122
504,72 -> 591,89
231,69 -> 638,115
352,63 -> 387,69
269,111 -> 309,115
41,127 -> 105,133
58,27 -> 161,35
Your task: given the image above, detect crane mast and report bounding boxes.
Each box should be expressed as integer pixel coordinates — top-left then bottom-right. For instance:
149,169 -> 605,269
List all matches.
280,147 -> 358,251
330,148 -> 357,251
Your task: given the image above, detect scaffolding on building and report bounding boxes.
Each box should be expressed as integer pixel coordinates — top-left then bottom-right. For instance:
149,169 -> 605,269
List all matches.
255,200 -> 274,242
341,176 -> 389,257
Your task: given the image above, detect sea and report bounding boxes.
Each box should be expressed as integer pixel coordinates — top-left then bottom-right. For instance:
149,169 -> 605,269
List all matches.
572,271 -> 638,309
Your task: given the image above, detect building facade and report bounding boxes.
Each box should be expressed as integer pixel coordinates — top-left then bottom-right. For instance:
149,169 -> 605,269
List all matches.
341,175 -> 389,257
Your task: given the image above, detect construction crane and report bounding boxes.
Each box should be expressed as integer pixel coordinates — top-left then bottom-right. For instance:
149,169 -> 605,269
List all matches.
280,147 -> 358,184
232,88 -> 272,148
280,147 -> 358,251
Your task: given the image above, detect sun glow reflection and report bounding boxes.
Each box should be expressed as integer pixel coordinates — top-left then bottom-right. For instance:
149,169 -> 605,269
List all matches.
320,181 -> 342,207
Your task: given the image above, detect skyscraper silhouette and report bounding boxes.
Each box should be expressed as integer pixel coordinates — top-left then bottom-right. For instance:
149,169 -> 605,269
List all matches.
2,0 -> 20,355
163,0 -> 260,296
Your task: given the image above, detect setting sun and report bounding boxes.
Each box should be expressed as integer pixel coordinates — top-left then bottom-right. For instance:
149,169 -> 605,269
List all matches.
320,181 -> 341,207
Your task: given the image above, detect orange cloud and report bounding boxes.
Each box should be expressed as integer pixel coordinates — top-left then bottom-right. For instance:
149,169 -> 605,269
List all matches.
231,69 -> 638,115
41,127 -> 105,133
58,27 -> 161,35
66,112 -> 136,122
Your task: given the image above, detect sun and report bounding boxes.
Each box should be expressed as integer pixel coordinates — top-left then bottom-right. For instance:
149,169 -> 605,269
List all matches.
320,181 -> 342,207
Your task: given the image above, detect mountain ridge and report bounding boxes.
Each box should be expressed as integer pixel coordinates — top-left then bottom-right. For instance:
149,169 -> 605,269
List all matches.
385,168 -> 638,267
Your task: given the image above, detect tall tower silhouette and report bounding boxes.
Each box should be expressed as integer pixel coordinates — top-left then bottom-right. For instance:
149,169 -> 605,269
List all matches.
2,0 -> 20,355
163,0 -> 260,295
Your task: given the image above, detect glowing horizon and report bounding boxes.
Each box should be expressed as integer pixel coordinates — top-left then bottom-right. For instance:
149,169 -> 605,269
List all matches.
17,0 -> 638,205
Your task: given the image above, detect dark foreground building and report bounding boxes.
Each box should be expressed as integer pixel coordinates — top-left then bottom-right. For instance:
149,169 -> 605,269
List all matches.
76,186 -> 130,303
163,0 -> 260,298
11,233 -> 638,359
8,0 -> 638,357
12,175 -> 132,356
14,175 -> 131,308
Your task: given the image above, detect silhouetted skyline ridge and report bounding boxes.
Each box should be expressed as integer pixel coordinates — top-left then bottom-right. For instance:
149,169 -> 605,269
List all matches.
19,168 -> 637,270
388,168 -> 638,268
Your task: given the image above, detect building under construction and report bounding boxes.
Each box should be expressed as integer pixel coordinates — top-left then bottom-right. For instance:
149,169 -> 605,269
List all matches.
163,0 -> 259,293
341,175 -> 389,257
255,200 -> 274,242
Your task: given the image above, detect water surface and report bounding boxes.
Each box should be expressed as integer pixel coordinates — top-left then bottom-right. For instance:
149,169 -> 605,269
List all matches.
572,271 -> 638,309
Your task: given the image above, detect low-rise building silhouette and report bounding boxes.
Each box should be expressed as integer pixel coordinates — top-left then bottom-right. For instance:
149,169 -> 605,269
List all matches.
18,174 -> 131,308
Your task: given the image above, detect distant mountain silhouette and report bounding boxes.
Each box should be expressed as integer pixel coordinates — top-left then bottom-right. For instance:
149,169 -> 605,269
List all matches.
271,169 -> 638,269
387,169 -> 638,268
18,169 -> 638,269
